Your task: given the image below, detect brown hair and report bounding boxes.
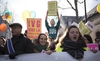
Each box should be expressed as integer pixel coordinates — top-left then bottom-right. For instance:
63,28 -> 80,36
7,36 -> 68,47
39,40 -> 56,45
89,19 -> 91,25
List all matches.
59,25 -> 82,44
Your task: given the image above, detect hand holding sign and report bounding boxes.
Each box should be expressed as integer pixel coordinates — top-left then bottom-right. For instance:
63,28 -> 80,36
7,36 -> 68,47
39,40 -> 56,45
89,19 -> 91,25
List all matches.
41,50 -> 46,53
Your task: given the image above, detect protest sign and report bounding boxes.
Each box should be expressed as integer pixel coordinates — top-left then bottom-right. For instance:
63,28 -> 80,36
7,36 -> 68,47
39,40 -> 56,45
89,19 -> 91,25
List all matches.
48,1 -> 57,16
27,18 -> 42,40
79,21 -> 91,35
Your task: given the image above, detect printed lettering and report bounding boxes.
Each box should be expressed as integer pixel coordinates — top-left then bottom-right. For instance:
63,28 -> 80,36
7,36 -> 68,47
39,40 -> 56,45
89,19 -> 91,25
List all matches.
37,20 -> 40,27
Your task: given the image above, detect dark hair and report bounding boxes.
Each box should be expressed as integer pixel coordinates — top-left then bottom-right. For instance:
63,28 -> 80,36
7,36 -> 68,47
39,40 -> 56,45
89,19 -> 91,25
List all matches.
24,30 -> 27,37
66,25 -> 82,40
60,25 -> 83,46
25,30 -> 27,33
96,31 -> 100,38
95,37 -> 100,41
37,33 -> 47,44
84,35 -> 93,43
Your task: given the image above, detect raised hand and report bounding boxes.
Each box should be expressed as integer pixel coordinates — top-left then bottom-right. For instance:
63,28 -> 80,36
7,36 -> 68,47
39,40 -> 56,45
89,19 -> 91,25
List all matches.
45,10 -> 49,20
57,11 -> 59,15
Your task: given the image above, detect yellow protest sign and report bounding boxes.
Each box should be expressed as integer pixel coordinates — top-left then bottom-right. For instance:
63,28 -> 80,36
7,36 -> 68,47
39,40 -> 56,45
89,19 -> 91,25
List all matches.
79,21 -> 91,35
48,1 -> 57,16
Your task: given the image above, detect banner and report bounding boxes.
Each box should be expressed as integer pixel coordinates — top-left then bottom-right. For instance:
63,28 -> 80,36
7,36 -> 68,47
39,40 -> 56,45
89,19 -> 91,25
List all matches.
79,21 -> 91,35
27,18 -> 42,40
0,52 -> 100,61
48,1 -> 57,16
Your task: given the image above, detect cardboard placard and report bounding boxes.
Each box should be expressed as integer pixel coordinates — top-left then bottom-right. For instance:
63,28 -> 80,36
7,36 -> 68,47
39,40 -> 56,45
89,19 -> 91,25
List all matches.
27,18 -> 42,40
48,1 -> 57,16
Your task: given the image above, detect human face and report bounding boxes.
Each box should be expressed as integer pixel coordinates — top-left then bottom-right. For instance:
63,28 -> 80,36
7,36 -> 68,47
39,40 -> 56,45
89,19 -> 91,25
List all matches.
50,19 -> 55,26
69,28 -> 79,42
39,35 -> 47,46
95,39 -> 100,44
11,26 -> 22,36
0,39 -> 4,45
83,36 -> 89,44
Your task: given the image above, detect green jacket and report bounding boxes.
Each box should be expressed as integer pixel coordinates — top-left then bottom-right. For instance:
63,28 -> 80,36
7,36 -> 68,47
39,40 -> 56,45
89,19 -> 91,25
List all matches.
45,20 -> 60,39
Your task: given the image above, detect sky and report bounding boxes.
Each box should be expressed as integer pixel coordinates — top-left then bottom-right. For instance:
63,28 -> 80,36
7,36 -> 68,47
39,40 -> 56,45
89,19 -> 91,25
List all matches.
1,0 -> 100,33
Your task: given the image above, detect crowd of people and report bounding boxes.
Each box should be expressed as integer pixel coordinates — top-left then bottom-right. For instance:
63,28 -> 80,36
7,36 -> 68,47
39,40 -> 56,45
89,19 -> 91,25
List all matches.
0,11 -> 100,60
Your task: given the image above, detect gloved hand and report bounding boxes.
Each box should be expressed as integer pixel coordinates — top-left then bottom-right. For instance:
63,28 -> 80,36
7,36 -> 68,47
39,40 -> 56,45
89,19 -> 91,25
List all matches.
9,52 -> 16,59
9,51 -> 24,59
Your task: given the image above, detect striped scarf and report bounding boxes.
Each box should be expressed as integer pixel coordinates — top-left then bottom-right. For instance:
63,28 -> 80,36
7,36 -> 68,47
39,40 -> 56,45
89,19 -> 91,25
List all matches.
61,37 -> 85,59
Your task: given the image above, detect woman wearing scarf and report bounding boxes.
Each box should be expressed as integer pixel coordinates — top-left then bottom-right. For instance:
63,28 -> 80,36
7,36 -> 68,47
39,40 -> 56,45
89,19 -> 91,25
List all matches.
33,33 -> 52,55
59,25 -> 86,60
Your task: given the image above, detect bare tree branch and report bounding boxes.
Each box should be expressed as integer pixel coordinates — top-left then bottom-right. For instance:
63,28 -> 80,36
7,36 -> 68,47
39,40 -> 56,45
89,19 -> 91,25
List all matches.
78,0 -> 84,4
66,0 -> 75,11
0,0 -> 7,16
58,6 -> 71,10
58,0 -> 80,23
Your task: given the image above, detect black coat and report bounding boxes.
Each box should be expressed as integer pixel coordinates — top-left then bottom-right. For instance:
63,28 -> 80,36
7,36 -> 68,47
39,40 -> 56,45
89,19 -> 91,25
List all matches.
3,34 -> 34,54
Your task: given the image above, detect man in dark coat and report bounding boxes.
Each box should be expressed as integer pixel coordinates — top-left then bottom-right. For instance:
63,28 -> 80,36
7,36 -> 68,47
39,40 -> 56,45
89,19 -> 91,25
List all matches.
2,23 -> 34,59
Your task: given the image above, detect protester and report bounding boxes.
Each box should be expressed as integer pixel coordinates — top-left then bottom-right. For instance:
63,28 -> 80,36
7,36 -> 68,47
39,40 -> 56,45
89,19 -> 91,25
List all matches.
24,30 -> 28,38
49,36 -> 59,51
59,25 -> 86,60
82,34 -> 93,51
33,33 -> 52,55
45,10 -> 60,41
83,34 -> 93,44
1,23 -> 34,59
82,34 -> 99,53
95,37 -> 100,50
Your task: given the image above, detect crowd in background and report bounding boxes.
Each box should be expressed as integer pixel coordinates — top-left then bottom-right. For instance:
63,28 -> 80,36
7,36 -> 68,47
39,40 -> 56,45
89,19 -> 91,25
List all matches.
0,11 -> 100,60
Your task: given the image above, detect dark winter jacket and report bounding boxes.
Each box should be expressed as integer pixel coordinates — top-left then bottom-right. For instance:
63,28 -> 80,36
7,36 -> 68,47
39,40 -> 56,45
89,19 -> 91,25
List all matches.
2,34 -> 34,55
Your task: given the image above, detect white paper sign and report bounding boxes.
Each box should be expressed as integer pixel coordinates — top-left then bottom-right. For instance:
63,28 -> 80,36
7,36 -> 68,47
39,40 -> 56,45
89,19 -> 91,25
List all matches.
85,21 -> 95,31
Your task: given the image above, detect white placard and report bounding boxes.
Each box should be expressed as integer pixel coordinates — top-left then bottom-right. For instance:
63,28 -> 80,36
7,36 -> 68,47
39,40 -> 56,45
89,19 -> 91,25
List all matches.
85,21 -> 95,31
